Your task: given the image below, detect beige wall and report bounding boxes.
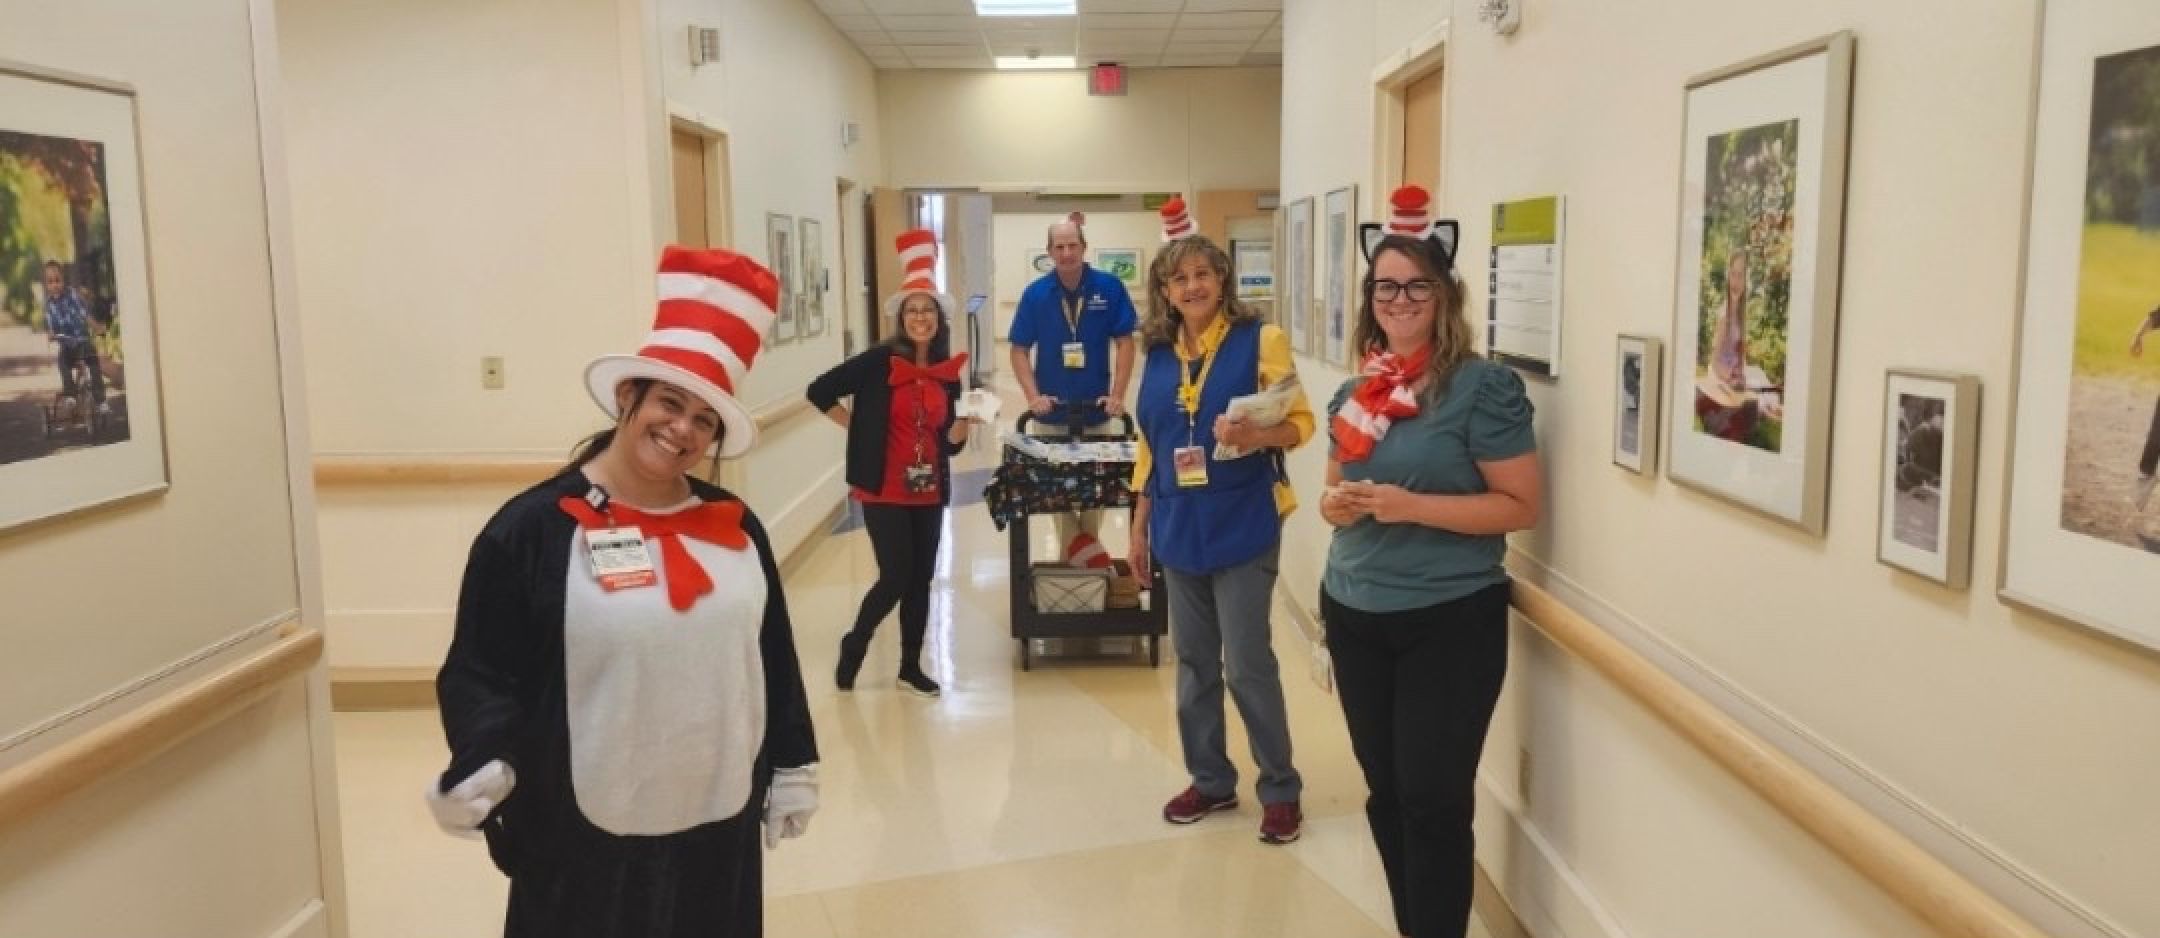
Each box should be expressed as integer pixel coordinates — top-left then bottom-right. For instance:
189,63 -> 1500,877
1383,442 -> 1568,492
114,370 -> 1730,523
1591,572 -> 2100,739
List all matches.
1281,1 -> 2160,937
0,0 -> 337,935
285,0 -> 883,669
878,67 -> 1281,193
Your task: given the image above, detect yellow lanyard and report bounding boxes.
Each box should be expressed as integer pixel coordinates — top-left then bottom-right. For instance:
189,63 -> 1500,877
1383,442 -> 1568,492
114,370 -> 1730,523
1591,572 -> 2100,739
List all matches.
1174,316 -> 1228,441
1061,289 -> 1086,336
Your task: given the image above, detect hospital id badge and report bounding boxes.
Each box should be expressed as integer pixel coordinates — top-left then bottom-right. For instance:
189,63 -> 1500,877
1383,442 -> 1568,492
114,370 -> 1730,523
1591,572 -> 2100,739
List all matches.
904,462 -> 937,494
584,526 -> 657,592
1173,445 -> 1209,488
1061,341 -> 1086,369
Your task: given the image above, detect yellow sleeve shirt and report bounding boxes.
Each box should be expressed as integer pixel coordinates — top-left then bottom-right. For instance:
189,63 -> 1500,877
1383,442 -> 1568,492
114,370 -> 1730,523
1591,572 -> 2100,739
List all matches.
1130,319 -> 1312,517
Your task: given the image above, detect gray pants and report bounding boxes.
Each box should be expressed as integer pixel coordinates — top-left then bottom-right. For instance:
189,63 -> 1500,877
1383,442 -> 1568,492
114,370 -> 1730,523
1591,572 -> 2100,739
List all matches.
1165,543 -> 1302,805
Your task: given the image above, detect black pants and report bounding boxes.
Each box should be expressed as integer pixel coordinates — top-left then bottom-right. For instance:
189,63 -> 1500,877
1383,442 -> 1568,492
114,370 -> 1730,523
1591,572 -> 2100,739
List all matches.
2141,394 -> 2160,477
1323,582 -> 1510,938
57,341 -> 103,403
848,502 -> 944,671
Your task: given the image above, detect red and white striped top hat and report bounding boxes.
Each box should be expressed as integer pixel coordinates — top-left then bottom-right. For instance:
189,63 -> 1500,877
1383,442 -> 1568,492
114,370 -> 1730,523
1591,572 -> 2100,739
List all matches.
1158,195 -> 1197,242
1387,185 -> 1435,238
584,246 -> 777,460
883,227 -> 957,321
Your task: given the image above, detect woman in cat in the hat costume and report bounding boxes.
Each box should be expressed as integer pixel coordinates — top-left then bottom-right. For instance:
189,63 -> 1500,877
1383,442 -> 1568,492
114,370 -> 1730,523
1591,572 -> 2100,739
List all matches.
428,246 -> 818,938
807,228 -> 980,698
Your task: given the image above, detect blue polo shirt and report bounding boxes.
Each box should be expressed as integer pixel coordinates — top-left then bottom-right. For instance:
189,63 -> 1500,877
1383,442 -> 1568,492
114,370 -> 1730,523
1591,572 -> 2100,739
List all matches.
1008,265 -> 1136,423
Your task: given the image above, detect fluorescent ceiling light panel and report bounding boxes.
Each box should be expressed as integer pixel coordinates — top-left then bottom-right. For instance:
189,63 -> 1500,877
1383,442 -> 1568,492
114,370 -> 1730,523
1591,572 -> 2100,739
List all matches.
975,1 -> 1076,15
996,55 -> 1077,69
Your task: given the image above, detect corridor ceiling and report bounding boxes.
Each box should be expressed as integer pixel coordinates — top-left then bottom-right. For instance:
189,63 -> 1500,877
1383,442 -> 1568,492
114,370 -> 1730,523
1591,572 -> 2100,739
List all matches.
809,0 -> 1284,70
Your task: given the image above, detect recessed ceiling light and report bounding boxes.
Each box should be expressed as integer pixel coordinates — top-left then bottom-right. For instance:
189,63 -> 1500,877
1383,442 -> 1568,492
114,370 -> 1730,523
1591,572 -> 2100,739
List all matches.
996,55 -> 1077,69
975,1 -> 1076,16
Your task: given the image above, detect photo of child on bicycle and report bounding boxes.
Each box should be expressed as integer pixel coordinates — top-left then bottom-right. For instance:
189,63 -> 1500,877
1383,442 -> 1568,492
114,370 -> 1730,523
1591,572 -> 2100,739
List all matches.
1,126 -> 133,465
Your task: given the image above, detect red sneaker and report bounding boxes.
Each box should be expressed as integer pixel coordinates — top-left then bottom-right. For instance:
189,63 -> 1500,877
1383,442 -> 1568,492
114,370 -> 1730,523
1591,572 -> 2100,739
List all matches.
1161,786 -> 1238,824
1258,801 -> 1302,844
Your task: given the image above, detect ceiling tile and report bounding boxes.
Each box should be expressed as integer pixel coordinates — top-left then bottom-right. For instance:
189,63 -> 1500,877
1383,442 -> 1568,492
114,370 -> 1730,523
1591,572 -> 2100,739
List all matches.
1080,27 -> 1167,42
1177,0 -> 1280,11
987,15 -> 1080,30
1159,53 -> 1245,66
863,0 -> 976,13
884,28 -> 984,42
1162,41 -> 1251,54
1079,12 -> 1174,28
1169,27 -> 1265,41
1079,0 -> 1185,12
984,28 -> 1077,43
814,0 -> 873,13
1176,11 -> 1278,28
844,27 -> 894,42
827,13 -> 883,29
990,43 -> 1080,57
877,13 -> 983,29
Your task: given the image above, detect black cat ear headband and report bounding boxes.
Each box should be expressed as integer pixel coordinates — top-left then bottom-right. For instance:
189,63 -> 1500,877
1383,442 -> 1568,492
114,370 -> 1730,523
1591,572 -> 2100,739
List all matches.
1357,185 -> 1460,269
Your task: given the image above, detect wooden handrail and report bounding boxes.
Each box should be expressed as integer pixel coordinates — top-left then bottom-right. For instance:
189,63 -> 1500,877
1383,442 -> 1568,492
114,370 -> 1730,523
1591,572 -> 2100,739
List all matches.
313,399 -> 818,487
1507,578 -> 2046,938
0,625 -> 322,831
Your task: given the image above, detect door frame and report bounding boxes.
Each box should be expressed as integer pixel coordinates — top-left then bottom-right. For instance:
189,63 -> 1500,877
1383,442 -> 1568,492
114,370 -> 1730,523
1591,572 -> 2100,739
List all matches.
1369,22 -> 1451,214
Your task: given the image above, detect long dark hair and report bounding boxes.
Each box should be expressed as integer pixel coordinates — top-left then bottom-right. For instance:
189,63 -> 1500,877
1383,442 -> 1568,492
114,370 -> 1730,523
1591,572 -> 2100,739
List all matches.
1350,234 -> 1471,402
566,377 -> 726,479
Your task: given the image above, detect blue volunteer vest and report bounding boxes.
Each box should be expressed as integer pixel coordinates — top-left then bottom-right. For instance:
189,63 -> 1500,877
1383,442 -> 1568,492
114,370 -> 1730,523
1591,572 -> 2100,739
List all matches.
1137,319 -> 1280,574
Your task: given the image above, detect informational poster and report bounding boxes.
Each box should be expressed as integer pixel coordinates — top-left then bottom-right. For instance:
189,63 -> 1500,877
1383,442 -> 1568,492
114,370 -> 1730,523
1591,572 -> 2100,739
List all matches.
1232,238 -> 1273,299
1487,195 -> 1564,377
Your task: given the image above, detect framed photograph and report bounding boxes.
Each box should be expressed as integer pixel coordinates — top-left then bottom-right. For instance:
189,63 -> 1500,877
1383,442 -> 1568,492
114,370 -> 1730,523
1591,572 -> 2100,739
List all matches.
765,212 -> 795,344
1280,196 -> 1314,354
798,217 -> 824,338
2001,0 -> 2160,650
1614,335 -> 1663,474
0,62 -> 168,534
1095,248 -> 1140,288
1664,32 -> 1855,535
1323,185 -> 1358,368
1878,371 -> 1980,588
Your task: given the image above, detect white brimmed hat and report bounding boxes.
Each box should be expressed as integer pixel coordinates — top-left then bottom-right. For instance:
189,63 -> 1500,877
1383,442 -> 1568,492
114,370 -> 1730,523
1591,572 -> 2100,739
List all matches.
881,227 -> 957,321
584,246 -> 778,460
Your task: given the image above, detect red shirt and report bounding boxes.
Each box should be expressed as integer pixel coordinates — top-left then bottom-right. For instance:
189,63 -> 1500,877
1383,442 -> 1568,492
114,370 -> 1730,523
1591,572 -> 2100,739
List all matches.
851,377 -> 950,505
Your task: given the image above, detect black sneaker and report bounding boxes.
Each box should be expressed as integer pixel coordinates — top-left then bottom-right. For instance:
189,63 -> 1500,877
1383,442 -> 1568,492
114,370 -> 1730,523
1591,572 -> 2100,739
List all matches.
835,633 -> 868,691
897,670 -> 942,698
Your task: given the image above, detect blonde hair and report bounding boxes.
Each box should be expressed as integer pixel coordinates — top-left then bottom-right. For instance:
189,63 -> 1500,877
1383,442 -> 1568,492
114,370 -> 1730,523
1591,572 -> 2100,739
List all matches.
1138,235 -> 1260,348
1350,235 -> 1473,400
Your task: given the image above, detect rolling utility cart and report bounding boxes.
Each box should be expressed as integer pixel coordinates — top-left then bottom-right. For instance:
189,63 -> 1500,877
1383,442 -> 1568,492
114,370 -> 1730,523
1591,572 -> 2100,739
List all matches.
984,411 -> 1168,670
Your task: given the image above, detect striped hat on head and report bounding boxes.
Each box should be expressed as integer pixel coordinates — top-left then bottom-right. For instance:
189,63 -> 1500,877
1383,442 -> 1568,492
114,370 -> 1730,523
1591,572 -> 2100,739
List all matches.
1386,185 -> 1435,238
584,246 -> 777,460
1158,195 -> 1196,242
884,227 -> 957,321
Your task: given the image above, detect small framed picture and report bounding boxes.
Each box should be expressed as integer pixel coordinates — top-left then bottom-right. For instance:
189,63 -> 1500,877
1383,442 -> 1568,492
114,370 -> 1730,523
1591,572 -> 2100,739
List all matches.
1613,335 -> 1663,474
1877,370 -> 1980,587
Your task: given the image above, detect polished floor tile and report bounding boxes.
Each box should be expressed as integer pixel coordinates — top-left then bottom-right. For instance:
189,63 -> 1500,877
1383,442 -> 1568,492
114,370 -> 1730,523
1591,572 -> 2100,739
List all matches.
331,373 -> 1490,938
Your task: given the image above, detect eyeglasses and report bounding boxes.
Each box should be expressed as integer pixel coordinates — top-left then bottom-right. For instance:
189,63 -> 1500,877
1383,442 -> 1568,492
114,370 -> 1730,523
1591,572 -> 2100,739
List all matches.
901,306 -> 941,318
1369,279 -> 1438,303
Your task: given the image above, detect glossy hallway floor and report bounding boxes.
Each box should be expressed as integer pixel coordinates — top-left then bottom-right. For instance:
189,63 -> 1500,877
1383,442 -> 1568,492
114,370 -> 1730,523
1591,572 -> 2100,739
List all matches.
330,371 -> 1499,938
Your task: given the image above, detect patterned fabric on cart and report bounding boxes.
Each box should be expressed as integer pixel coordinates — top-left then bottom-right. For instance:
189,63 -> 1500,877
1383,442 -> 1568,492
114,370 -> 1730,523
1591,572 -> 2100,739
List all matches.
983,447 -> 1135,531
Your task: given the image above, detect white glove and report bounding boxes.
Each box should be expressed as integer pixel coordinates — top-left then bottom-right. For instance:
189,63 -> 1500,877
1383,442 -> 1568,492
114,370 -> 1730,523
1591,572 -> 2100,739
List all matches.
763,765 -> 819,849
427,759 -> 516,838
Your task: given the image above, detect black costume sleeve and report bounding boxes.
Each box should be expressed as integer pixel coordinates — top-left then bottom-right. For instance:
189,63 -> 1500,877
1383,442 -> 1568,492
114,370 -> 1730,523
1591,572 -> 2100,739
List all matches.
744,508 -> 818,772
940,378 -> 965,457
436,527 -> 537,791
807,350 -> 872,412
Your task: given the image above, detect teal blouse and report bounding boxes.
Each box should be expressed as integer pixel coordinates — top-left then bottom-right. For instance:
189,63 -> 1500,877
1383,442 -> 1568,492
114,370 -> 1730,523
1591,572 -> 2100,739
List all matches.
1323,358 -> 1536,613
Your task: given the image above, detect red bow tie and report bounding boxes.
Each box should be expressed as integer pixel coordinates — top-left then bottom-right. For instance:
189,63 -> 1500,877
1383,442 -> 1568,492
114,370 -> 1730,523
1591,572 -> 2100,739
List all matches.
888,353 -> 968,387
558,495 -> 749,612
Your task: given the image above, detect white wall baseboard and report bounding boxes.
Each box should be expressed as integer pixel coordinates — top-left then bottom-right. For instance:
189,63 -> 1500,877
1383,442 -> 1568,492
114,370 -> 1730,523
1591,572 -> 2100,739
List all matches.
1474,776 -> 1634,938
265,900 -> 327,938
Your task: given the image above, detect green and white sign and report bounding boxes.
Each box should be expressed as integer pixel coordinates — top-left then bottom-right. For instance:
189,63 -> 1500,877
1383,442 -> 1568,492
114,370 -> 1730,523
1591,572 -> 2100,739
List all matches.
1487,195 -> 1564,377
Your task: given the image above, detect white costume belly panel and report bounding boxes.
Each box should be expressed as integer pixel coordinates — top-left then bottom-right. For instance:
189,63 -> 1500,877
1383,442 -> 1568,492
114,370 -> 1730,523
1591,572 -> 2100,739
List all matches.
561,533 -> 768,836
